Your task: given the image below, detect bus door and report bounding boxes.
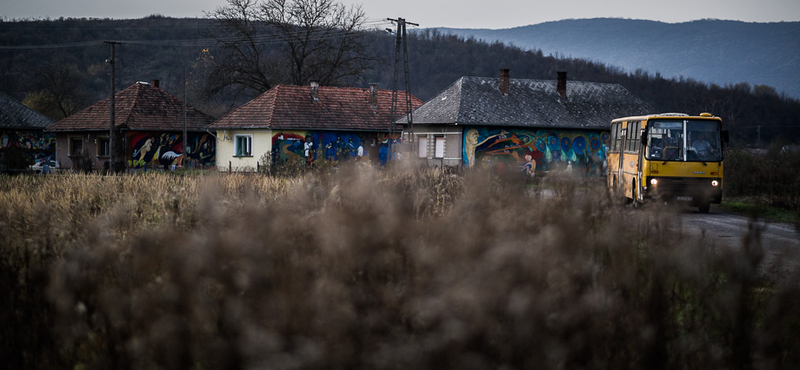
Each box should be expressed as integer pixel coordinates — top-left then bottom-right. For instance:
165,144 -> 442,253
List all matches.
617,122 -> 625,190
637,122 -> 645,202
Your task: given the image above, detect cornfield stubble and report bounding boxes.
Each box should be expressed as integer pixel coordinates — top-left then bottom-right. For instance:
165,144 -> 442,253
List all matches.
1,163 -> 799,369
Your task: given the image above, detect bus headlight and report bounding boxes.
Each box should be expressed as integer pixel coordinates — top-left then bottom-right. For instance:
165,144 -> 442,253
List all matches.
711,180 -> 719,187
650,178 -> 658,186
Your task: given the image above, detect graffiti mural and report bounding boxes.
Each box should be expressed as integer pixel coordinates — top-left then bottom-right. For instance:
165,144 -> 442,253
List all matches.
0,129 -> 56,164
463,127 -> 609,175
127,132 -> 215,169
271,131 -> 402,167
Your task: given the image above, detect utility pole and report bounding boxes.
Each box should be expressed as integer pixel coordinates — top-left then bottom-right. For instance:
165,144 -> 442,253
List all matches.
183,64 -> 188,169
105,41 -> 118,173
387,17 -> 417,159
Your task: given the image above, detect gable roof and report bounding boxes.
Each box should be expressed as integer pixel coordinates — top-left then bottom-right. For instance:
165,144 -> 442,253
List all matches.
405,76 -> 652,129
209,84 -> 423,131
0,91 -> 53,130
47,82 -> 215,132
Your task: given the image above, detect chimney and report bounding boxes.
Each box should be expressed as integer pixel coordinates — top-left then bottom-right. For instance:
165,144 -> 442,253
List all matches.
557,71 -> 567,99
152,79 -> 160,88
310,81 -> 319,101
499,68 -> 510,96
369,83 -> 379,108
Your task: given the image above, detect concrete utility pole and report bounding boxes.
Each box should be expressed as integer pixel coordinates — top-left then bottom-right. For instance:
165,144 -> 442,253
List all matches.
387,17 -> 418,159
105,41 -> 118,173
183,64 -> 188,169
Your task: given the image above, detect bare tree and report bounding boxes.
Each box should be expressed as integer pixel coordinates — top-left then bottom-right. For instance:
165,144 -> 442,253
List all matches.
205,0 -> 374,99
23,62 -> 87,120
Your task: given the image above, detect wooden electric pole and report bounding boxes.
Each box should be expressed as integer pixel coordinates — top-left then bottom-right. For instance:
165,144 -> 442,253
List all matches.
105,41 -> 118,173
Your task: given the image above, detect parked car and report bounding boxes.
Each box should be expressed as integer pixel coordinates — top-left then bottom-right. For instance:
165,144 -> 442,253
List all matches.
29,159 -> 60,174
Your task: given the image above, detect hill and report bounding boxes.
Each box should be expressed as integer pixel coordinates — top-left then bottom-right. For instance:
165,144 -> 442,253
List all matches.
1,17 -> 799,144
435,18 -> 800,100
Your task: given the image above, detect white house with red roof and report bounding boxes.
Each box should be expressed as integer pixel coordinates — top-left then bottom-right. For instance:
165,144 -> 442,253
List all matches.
209,83 -> 422,172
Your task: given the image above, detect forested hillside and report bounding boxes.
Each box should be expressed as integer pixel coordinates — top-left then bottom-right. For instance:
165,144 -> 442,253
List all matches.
437,19 -> 800,100
1,16 -> 799,145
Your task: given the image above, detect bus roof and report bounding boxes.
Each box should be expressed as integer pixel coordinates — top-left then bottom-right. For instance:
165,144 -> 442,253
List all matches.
611,112 -> 721,123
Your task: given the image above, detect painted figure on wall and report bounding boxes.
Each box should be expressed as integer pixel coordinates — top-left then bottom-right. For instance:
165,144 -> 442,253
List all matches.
462,127 -> 609,175
272,132 -> 305,166
271,131 -> 400,167
0,130 -> 56,164
128,132 -> 216,169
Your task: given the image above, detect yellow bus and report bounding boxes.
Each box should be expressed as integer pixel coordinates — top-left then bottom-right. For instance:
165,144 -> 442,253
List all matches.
607,113 -> 727,213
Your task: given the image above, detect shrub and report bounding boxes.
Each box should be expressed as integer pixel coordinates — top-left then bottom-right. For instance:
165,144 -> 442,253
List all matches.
1,166 -> 799,369
724,143 -> 800,210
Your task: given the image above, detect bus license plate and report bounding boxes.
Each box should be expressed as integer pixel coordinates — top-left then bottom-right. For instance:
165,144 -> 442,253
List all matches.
677,196 -> 693,201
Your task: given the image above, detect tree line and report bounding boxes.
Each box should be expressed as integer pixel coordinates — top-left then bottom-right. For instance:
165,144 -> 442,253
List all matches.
1,0 -> 798,145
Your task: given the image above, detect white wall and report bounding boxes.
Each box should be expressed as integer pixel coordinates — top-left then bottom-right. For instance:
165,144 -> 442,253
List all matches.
214,129 -> 273,172
406,126 -> 463,167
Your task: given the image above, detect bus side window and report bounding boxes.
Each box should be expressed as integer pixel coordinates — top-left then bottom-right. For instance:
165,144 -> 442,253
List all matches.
610,123 -> 618,152
626,123 -> 631,153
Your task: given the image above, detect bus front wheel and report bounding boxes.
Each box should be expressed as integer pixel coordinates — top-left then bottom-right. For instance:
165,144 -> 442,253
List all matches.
632,180 -> 641,209
698,202 -> 710,214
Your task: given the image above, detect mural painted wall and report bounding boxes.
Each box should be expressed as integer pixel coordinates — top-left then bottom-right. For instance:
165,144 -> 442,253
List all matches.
0,129 -> 56,163
271,131 -> 402,167
463,127 -> 610,176
127,132 -> 215,169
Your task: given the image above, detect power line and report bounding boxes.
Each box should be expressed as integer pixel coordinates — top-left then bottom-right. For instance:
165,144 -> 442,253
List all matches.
0,26 -> 374,50
0,41 -> 103,50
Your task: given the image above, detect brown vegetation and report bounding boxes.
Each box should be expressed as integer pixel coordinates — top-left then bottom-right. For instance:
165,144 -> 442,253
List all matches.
1,165 -> 799,369
724,144 -> 800,211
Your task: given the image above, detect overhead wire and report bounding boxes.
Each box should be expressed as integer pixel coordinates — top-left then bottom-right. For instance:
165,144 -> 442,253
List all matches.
0,21 -> 390,50
0,40 -> 104,50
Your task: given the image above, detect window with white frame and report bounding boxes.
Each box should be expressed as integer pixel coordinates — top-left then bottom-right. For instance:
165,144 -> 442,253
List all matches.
434,136 -> 445,158
234,134 -> 253,157
418,136 -> 428,158
97,137 -> 110,157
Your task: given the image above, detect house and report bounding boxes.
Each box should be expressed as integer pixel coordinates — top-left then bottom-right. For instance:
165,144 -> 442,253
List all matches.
209,82 -> 423,172
0,91 -> 55,170
46,81 -> 216,171
400,70 -> 652,175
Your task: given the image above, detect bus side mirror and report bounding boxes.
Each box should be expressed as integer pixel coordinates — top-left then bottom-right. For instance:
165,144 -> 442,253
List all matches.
721,130 -> 730,147
640,131 -> 647,146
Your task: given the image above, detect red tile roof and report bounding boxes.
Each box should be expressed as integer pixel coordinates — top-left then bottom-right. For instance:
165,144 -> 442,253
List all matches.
47,82 -> 215,132
209,84 -> 423,131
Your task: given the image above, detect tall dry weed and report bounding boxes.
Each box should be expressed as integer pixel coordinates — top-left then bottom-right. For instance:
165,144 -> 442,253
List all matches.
1,165 -> 799,369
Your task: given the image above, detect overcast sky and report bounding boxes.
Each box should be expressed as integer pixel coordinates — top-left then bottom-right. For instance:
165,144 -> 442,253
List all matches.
3,0 -> 799,29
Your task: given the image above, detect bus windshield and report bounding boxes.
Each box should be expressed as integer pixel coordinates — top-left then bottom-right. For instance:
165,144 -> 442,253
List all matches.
646,119 -> 721,162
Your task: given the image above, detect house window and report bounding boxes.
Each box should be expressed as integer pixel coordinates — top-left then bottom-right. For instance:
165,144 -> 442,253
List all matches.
69,137 -> 83,156
234,134 -> 252,157
418,136 -> 428,158
434,136 -> 445,158
97,137 -> 110,157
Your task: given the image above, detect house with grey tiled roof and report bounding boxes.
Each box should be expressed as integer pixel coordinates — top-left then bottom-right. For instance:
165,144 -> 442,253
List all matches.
0,91 -> 55,170
399,70 -> 652,175
209,82 -> 423,172
47,81 -> 216,171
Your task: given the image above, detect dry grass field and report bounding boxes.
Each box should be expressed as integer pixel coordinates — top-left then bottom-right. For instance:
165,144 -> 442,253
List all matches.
2,163 -> 799,369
